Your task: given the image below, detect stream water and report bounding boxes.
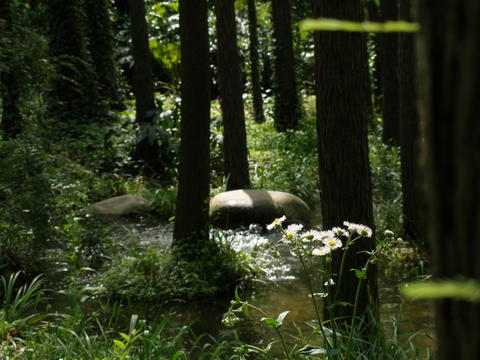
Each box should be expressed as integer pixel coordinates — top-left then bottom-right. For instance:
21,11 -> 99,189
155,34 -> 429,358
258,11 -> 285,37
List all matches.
95,216 -> 435,354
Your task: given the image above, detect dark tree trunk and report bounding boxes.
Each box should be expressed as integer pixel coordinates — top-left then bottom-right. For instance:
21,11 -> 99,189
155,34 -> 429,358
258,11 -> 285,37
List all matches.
379,0 -> 400,145
313,0 -> 377,320
398,0 -> 424,244
127,0 -> 162,173
0,0 -> 22,139
173,0 -> 211,254
46,0 -> 100,129
84,0 -> 121,109
271,0 -> 299,131
366,0 -> 383,116
247,0 -> 265,124
416,2 -> 480,359
213,0 -> 250,191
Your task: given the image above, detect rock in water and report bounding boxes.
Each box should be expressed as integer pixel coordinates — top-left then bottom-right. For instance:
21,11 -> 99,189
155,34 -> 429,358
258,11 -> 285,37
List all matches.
210,189 -> 310,229
92,195 -> 152,215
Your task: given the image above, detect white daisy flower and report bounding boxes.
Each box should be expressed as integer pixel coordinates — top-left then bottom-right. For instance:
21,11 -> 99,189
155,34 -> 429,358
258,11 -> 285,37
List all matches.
332,226 -> 349,238
322,236 -> 342,250
343,221 -> 373,238
312,247 -> 331,256
266,215 -> 287,231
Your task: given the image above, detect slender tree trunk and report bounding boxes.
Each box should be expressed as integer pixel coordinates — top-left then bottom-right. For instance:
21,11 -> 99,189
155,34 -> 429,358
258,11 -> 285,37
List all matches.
398,0 -> 424,244
0,0 -> 22,139
247,0 -> 265,124
416,2 -> 480,359
173,0 -> 211,254
366,0 -> 383,116
127,0 -> 162,173
46,0 -> 99,129
379,0 -> 400,145
313,0 -> 377,320
84,0 -> 121,109
271,0 -> 299,131
213,0 -> 250,191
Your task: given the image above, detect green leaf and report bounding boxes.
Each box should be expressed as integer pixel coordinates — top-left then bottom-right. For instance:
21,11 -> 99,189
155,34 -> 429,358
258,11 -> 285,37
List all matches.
119,332 -> 129,342
300,18 -> 419,33
400,279 -> 480,302
353,269 -> 367,279
261,317 -> 278,328
113,339 -> 126,350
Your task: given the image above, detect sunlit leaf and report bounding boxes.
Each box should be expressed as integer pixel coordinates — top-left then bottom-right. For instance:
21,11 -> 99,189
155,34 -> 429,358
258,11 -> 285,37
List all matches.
401,280 -> 480,302
275,310 -> 290,326
300,18 -> 419,33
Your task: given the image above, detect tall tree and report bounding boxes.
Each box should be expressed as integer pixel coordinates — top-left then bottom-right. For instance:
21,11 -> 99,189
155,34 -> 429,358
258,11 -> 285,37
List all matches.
271,0 -> 299,131
213,0 -> 250,190
84,0 -> 121,109
366,0 -> 383,116
0,0 -> 22,139
313,0 -> 377,320
246,0 -> 265,124
416,1 -> 480,359
173,0 -> 211,257
398,0 -> 423,243
46,0 -> 100,130
127,0 -> 163,173
378,0 -> 400,145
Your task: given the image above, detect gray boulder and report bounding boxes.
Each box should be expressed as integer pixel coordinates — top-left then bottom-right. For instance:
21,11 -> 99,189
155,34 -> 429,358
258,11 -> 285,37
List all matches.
92,194 -> 152,216
210,189 -> 310,229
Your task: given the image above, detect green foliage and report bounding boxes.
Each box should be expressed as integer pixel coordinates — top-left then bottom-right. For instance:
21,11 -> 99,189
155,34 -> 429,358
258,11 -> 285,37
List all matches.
0,272 -> 50,340
369,123 -> 403,235
245,99 -> 318,205
0,140 -> 55,271
94,231 -> 259,302
0,275 -> 244,359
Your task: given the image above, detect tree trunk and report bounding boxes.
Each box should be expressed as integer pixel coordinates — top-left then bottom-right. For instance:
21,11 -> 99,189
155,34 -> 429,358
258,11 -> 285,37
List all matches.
247,0 -> 265,124
271,0 -> 299,131
398,0 -> 424,244
46,0 -> 100,129
0,0 -> 22,139
213,0 -> 250,191
366,0 -> 383,117
127,0 -> 162,173
84,0 -> 121,109
379,0 -> 400,145
313,0 -> 377,320
173,0 -> 211,255
416,2 -> 480,359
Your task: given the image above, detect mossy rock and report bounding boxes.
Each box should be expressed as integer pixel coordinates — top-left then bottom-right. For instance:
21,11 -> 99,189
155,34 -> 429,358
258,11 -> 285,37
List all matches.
92,195 -> 152,216
210,189 -> 310,229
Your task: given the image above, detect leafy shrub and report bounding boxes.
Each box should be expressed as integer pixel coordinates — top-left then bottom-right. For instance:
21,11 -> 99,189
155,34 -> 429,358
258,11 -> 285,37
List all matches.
0,140 -> 55,271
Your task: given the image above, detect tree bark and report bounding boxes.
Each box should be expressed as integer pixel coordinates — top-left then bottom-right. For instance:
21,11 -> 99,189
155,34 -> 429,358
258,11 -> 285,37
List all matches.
46,0 -> 99,129
313,0 -> 377,320
398,0 -> 424,244
416,1 -> 480,359
127,0 -> 162,173
213,0 -> 250,191
84,0 -> 121,109
271,0 -> 299,131
173,0 -> 211,254
247,0 -> 265,124
379,0 -> 400,145
366,0 -> 383,116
